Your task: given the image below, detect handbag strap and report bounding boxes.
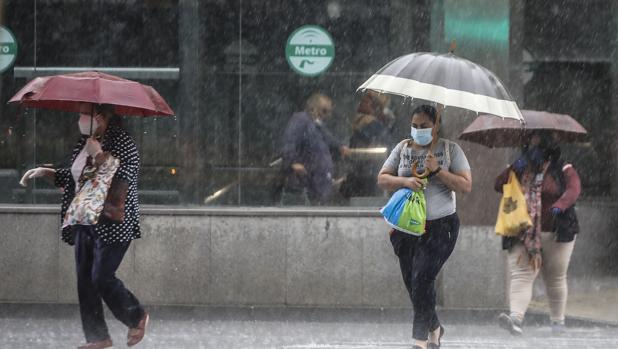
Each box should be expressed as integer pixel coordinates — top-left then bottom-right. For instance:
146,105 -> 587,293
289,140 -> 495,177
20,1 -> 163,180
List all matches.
399,139 -> 410,170
442,138 -> 451,169
76,156 -> 95,192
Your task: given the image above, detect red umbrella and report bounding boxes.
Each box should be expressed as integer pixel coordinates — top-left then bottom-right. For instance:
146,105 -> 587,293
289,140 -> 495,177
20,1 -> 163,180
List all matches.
459,110 -> 587,148
8,71 -> 174,116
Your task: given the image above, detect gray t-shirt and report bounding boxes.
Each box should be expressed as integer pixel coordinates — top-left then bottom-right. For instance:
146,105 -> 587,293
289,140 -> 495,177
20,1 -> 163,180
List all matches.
381,138 -> 471,220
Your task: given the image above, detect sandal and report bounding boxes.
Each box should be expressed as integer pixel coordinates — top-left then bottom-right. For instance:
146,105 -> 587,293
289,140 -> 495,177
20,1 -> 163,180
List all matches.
427,325 -> 444,349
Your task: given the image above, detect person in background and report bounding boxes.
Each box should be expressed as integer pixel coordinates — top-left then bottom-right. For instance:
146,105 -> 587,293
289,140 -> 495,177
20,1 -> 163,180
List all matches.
20,103 -> 148,349
280,92 -> 350,205
495,130 -> 581,335
340,90 -> 395,199
378,104 -> 472,349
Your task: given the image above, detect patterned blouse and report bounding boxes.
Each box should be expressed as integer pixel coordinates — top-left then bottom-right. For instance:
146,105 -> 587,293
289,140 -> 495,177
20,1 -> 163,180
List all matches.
54,125 -> 141,245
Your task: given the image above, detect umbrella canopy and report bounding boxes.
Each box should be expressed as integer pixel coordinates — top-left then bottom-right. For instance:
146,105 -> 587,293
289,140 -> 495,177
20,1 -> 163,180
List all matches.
459,110 -> 588,148
8,71 -> 174,116
357,52 -> 523,121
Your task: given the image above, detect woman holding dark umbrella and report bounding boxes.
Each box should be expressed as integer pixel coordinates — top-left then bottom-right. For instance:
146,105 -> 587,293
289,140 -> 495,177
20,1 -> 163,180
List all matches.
20,103 -> 148,349
494,130 -> 581,335
378,105 -> 472,349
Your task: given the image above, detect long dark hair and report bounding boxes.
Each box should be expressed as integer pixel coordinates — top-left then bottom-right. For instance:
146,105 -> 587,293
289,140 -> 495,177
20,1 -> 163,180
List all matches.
410,104 -> 437,124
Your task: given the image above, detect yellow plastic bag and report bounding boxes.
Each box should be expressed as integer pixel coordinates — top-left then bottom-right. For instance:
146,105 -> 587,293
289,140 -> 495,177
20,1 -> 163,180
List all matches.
495,171 -> 532,237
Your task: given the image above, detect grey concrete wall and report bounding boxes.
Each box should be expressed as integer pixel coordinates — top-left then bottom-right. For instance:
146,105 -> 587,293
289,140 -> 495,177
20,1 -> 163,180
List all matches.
440,226 -> 508,309
4,203 -> 611,309
568,201 -> 618,276
0,207 -> 409,307
532,201 -> 618,299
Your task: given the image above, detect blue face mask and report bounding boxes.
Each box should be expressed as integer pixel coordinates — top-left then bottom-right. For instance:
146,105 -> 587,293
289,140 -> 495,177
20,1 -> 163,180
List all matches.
411,126 -> 433,146
527,146 -> 545,167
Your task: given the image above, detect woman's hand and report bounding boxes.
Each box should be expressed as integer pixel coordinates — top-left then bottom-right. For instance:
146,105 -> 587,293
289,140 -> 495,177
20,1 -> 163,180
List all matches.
401,176 -> 426,191
339,145 -> 351,158
19,167 -> 55,187
378,170 -> 427,192
291,163 -> 307,176
512,156 -> 528,174
84,137 -> 103,157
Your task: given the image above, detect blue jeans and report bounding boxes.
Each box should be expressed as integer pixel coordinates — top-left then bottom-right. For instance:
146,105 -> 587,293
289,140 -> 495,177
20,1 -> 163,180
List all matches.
389,213 -> 459,340
74,225 -> 144,342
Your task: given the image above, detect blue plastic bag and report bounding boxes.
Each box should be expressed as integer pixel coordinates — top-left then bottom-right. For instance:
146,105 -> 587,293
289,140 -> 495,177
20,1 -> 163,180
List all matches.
380,187 -> 427,236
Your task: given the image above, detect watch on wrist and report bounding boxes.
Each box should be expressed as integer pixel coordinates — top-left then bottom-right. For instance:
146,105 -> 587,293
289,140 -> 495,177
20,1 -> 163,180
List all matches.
429,167 -> 442,178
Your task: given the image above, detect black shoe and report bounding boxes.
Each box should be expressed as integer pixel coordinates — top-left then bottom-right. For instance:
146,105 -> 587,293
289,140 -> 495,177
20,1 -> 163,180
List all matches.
498,312 -> 523,336
427,325 -> 445,349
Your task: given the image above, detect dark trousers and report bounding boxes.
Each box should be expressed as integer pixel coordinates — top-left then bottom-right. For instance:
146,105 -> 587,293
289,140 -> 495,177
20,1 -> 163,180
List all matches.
74,225 -> 144,342
389,213 -> 459,340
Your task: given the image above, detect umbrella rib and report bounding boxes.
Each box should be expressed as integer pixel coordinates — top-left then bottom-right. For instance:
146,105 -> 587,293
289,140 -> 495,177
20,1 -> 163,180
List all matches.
416,54 -> 448,104
29,77 -> 56,103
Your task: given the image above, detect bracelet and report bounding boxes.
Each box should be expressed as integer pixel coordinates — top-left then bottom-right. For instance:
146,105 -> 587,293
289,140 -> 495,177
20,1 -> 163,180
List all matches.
428,167 -> 442,178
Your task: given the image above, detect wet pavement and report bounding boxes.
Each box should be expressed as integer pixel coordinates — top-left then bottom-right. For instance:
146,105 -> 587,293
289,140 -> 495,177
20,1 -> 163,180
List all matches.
1,304 -> 617,349
530,276 -> 618,325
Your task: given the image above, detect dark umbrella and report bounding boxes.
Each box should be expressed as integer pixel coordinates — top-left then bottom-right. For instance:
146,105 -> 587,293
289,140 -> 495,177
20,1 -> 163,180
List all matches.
8,71 -> 174,116
459,110 -> 588,148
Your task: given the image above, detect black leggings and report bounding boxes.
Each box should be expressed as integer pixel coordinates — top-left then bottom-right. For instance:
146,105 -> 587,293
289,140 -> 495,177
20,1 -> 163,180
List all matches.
389,213 -> 459,340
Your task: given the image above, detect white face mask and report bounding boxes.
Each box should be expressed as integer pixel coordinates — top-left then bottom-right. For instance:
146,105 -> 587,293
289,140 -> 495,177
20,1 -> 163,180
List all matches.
78,114 -> 99,135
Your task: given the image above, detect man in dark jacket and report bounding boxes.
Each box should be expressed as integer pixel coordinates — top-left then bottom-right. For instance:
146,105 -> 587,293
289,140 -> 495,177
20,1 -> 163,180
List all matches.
280,93 -> 350,205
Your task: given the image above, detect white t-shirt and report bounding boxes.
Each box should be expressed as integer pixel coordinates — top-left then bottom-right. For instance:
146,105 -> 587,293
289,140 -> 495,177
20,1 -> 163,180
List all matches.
381,138 -> 471,220
71,148 -> 88,192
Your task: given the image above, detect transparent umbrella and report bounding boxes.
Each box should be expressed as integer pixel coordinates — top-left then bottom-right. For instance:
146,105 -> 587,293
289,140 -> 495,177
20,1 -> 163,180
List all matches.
357,46 -> 523,121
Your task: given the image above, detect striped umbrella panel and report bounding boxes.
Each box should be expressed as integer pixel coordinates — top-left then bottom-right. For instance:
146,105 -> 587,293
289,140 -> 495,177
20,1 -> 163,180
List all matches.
358,52 -> 523,121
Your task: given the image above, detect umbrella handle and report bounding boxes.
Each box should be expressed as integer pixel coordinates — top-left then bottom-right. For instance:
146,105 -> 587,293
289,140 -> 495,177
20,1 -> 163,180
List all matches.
83,103 -> 95,136
412,160 -> 431,179
449,40 -> 457,54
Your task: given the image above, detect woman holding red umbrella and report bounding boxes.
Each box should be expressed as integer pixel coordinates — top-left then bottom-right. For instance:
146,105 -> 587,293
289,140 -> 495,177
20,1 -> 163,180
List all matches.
12,71 -> 173,348
20,103 -> 148,349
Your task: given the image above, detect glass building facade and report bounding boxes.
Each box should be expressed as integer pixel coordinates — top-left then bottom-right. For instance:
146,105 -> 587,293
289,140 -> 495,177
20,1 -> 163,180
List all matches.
1,0 -> 616,225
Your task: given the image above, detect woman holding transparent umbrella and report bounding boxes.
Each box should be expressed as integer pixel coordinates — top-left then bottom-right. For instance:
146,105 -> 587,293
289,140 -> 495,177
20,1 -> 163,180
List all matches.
378,104 -> 472,349
358,43 -> 525,348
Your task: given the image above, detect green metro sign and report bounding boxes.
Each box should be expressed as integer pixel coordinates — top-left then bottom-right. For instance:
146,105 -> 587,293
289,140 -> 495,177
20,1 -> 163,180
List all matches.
285,25 -> 335,77
0,26 -> 17,74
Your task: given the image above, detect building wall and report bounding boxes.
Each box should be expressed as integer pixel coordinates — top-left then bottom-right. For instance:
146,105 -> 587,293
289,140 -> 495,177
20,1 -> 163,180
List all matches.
1,204 -> 613,309
0,206 -> 506,308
